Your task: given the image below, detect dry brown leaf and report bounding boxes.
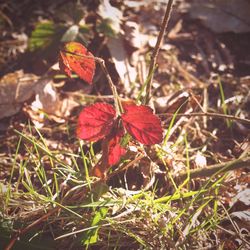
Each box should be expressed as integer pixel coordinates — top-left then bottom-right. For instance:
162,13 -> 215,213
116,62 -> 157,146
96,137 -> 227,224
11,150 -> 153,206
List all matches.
231,188 -> 250,207
185,0 -> 250,33
194,151 -> 207,168
124,0 -> 148,9
107,37 -> 137,90
0,70 -> 39,119
124,21 -> 148,49
29,80 -> 79,127
98,0 -> 122,36
0,70 -> 78,125
231,211 -> 250,223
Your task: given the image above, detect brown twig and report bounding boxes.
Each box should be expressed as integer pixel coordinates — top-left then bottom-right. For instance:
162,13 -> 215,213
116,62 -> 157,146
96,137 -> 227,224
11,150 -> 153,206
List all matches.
159,112 -> 250,125
172,55 -> 205,88
4,207 -> 59,250
144,0 -> 174,104
95,57 -> 123,115
178,156 -> 250,180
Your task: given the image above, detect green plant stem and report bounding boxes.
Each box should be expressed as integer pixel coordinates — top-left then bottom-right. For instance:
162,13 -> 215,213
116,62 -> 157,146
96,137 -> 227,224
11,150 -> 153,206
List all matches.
218,76 -> 231,127
179,156 -> 250,180
144,0 -> 174,105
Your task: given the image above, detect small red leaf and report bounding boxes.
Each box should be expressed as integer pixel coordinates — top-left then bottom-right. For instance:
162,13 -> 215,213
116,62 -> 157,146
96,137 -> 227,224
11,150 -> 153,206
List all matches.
92,129 -> 126,179
91,138 -> 109,179
108,128 -> 126,165
77,103 -> 116,142
121,104 -> 163,145
59,42 -> 95,84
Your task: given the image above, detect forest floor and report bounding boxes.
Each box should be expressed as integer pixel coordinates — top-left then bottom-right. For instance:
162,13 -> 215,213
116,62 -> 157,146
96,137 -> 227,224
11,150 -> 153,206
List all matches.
0,1 -> 250,249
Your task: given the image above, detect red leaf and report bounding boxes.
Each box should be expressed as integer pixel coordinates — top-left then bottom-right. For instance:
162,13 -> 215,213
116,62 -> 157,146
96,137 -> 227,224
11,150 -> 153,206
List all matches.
121,104 -> 163,145
59,42 -> 95,84
91,128 -> 126,179
77,103 -> 116,142
108,128 -> 126,165
91,138 -> 110,179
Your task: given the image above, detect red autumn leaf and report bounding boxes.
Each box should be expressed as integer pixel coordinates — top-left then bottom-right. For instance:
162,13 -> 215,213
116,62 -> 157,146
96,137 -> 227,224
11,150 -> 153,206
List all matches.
108,128 -> 126,165
91,129 -> 126,179
91,138 -> 109,179
59,42 -> 95,84
77,102 -> 163,179
77,103 -> 116,142
121,104 -> 163,145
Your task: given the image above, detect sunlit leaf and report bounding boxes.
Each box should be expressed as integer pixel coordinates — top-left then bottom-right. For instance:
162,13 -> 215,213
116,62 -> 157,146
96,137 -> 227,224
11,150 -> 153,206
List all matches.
77,102 -> 116,142
121,104 -> 163,145
97,0 -> 122,37
59,42 -> 95,84
108,128 -> 126,165
60,25 -> 79,42
81,207 -> 108,246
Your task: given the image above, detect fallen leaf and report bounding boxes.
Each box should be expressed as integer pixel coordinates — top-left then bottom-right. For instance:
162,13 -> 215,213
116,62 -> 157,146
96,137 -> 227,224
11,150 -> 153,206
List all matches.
0,71 -> 39,119
107,37 -> 137,90
25,82 -> 74,126
231,188 -> 250,207
98,0 -> 122,36
59,42 -> 95,84
124,0 -> 147,8
230,211 -> 250,223
124,21 -> 147,49
0,33 -> 28,73
186,0 -> 250,33
31,81 -> 61,115
29,79 -> 70,127
194,151 -> 207,168
121,104 -> 163,145
154,91 -> 190,114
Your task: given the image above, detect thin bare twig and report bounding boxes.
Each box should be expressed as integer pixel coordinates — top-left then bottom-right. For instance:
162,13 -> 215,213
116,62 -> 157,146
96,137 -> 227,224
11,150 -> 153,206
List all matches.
178,156 -> 250,180
144,0 -> 174,104
95,57 -> 123,115
159,112 -> 250,125
4,207 -> 59,250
